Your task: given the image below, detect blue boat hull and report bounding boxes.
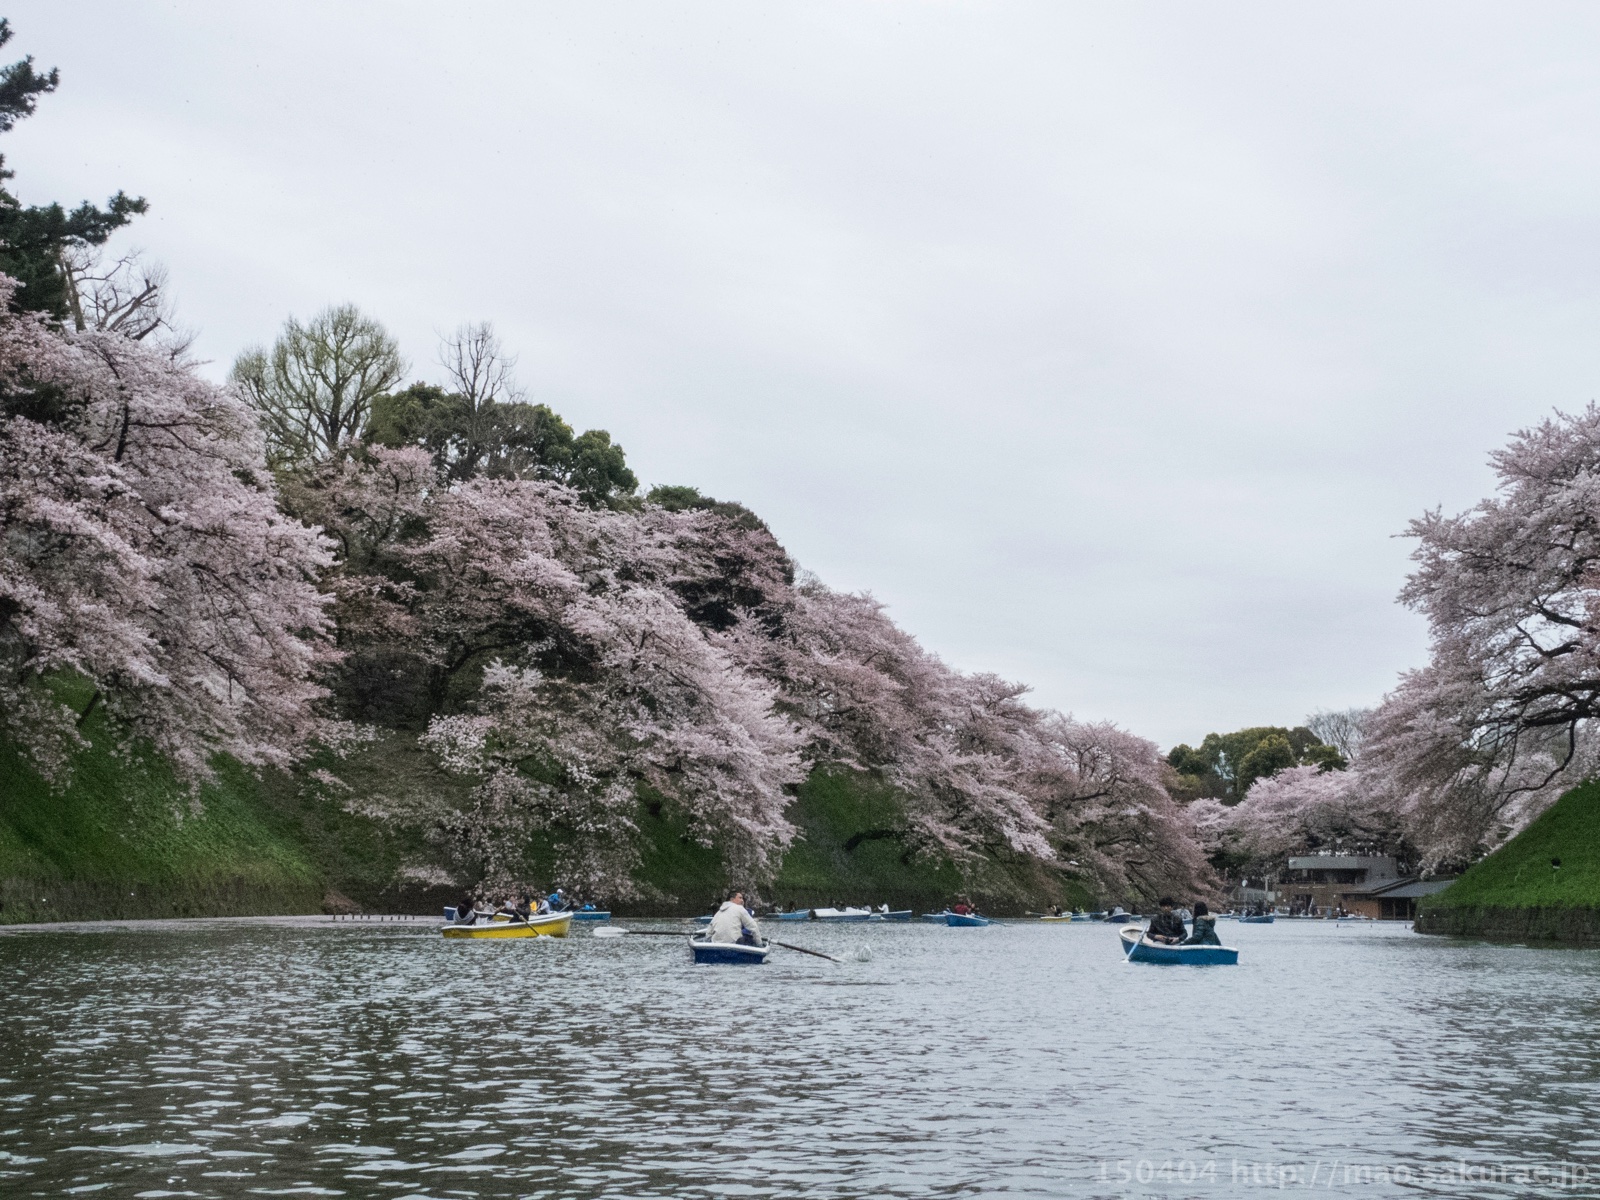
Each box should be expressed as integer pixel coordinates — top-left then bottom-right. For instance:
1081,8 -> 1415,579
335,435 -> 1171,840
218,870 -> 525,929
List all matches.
571,911 -> 611,921
771,911 -> 812,921
1238,915 -> 1275,924
689,937 -> 771,965
945,913 -> 992,927
1119,928 -> 1238,965
877,910 -> 914,921
922,911 -> 952,923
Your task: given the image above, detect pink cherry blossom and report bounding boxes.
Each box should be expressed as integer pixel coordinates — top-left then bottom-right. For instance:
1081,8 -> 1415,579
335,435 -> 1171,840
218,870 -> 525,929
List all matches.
1363,403 -> 1600,863
0,276 -> 336,783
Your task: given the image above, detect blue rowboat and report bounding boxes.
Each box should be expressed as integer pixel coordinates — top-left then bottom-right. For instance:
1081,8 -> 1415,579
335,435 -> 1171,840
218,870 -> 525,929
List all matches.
876,910 -> 913,921
945,913 -> 991,927
770,910 -> 812,922
1238,914 -> 1275,924
922,911 -> 952,923
571,910 -> 611,921
689,936 -> 771,965
694,915 -> 713,925
1119,925 -> 1238,965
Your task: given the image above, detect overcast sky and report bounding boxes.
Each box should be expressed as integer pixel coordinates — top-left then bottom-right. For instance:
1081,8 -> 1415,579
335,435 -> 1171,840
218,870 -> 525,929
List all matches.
9,3 -> 1600,747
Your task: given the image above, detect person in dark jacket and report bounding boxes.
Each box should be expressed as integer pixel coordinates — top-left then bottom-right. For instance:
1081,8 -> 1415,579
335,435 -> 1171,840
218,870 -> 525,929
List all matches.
1146,897 -> 1188,944
1185,902 -> 1221,945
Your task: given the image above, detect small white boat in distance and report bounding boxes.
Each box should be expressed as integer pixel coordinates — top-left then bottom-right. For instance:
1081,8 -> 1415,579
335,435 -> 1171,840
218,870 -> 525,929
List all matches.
810,907 -> 873,922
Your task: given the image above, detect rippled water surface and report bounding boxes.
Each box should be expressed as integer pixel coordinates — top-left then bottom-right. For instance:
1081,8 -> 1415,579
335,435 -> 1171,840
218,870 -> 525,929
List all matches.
2,917 -> 1599,1198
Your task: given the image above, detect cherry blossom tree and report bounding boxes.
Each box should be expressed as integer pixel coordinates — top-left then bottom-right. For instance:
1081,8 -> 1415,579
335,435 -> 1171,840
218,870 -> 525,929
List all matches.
293,439 -> 1214,901
1193,764 -> 1402,865
728,580 -> 1053,862
294,453 -> 802,893
1030,716 -> 1217,902
0,277 -> 335,783
727,575 -> 1213,900
423,592 -> 803,894
1363,404 -> 1600,862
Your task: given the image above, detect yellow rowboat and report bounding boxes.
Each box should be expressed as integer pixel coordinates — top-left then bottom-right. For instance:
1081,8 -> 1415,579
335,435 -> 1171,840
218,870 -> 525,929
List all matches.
440,912 -> 572,939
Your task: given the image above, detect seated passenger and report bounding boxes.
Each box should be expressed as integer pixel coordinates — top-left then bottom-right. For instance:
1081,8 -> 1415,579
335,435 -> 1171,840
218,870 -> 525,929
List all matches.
1146,897 -> 1188,945
1185,902 -> 1221,945
535,893 -> 552,915
455,897 -> 478,925
707,889 -> 762,945
951,898 -> 974,915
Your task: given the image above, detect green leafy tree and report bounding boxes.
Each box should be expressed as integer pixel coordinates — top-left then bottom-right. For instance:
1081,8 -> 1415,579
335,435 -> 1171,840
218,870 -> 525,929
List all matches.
1237,732 -> 1297,790
231,304 -> 406,468
645,484 -> 766,531
566,428 -> 637,504
368,388 -> 638,504
366,323 -> 637,505
0,20 -> 147,317
1300,742 -> 1347,772
1167,725 -> 1346,804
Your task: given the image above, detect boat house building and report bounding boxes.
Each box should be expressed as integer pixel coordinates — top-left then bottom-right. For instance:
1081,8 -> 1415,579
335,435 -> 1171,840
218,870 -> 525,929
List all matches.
1280,854 -> 1453,919
1283,854 -> 1401,915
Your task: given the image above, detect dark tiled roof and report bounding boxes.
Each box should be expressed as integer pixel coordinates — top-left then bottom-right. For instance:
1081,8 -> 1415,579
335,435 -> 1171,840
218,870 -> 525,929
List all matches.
1354,877 -> 1455,900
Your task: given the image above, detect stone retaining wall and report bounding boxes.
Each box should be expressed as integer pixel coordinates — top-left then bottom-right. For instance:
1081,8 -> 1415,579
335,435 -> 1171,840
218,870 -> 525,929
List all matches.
1415,905 -> 1600,946
0,876 -> 323,925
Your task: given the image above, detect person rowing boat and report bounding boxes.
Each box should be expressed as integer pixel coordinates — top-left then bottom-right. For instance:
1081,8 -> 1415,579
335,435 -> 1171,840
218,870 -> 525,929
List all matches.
1146,897 -> 1187,945
707,889 -> 763,945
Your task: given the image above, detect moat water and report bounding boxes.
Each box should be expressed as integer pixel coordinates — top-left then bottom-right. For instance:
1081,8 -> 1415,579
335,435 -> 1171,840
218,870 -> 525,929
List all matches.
1,917 -> 1597,1198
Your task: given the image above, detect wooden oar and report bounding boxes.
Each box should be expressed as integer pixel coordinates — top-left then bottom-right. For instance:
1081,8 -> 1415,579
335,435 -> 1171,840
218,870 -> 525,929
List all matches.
1121,925 -> 1143,962
766,938 -> 841,964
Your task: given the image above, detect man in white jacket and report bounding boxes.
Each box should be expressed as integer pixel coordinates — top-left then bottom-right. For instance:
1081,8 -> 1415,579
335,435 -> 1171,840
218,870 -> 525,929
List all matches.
707,890 -> 762,944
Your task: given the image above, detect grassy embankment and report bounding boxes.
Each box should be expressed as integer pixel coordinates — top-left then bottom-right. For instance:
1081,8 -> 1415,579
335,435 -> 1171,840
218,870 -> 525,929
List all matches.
0,732 -> 323,925
1415,779 -> 1600,945
1,718 -> 1092,924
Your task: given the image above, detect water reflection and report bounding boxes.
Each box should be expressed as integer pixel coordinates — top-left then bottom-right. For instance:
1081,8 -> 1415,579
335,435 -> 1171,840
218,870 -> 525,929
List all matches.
1,918 -> 1597,1197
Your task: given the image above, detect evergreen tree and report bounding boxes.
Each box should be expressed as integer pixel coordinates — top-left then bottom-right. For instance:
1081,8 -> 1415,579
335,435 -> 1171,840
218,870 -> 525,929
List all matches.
0,20 -> 147,318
